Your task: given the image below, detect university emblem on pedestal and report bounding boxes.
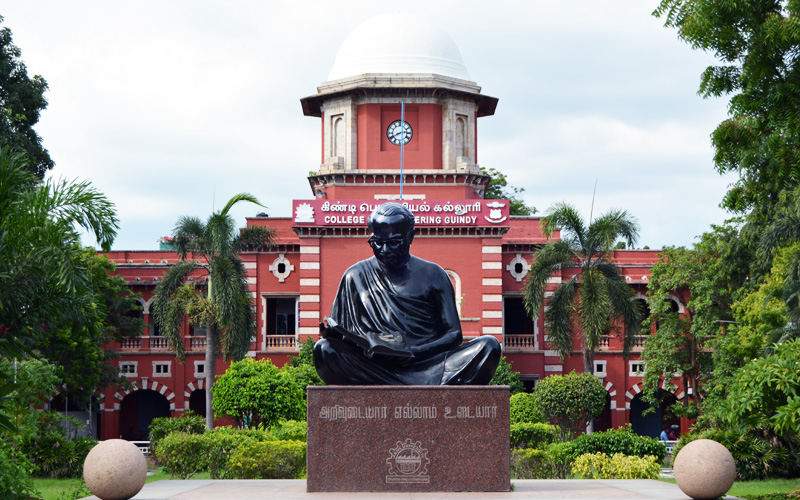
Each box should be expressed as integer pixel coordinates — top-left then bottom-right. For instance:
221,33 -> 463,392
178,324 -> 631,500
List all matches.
386,438 -> 430,483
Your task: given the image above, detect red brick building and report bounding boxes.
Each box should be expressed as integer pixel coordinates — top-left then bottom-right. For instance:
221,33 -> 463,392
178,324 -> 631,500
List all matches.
95,14 -> 687,441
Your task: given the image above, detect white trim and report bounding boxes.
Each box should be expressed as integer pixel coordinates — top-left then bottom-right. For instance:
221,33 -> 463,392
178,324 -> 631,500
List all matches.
482,262 -> 502,270
482,278 -> 502,286
483,327 -> 502,335
482,294 -> 502,302
299,310 -> 320,319
482,246 -> 502,254
300,261 -> 320,269
299,295 -> 320,302
482,310 -> 502,318
300,278 -> 320,286
544,365 -> 563,372
300,246 -> 320,254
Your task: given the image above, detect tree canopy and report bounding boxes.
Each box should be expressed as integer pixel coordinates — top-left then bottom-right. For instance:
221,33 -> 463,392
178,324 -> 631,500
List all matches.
0,16 -> 53,178
655,1 -> 800,218
480,166 -> 536,216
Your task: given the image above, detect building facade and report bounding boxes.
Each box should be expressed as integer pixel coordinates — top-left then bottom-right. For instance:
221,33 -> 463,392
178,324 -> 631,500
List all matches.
96,14 -> 687,441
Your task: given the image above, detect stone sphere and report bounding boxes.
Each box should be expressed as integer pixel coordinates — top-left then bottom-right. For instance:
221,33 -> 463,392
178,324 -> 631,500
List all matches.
83,439 -> 147,500
674,439 -> 736,500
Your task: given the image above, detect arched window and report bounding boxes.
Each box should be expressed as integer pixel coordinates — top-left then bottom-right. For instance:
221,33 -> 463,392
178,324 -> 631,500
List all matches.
455,116 -> 467,158
332,116 -> 345,159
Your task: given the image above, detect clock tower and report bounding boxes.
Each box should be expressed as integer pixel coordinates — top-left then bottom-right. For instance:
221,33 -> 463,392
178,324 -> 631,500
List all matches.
300,13 -> 498,200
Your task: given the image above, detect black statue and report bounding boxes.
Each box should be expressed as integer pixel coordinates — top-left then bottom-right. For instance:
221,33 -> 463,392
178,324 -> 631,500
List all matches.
314,202 -> 501,385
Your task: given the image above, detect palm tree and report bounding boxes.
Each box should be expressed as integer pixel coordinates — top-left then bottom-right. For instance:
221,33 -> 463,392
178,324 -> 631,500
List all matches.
523,201 -> 642,377
0,146 -> 119,430
151,194 -> 274,429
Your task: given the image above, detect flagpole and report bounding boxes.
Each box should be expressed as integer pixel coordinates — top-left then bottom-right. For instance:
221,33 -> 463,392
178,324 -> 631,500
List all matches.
400,101 -> 405,200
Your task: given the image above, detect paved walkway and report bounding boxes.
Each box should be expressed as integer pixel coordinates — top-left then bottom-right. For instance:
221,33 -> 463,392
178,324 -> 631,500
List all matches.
80,479 -> 740,500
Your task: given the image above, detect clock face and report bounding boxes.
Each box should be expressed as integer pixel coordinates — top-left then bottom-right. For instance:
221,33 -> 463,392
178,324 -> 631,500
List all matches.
387,120 -> 413,146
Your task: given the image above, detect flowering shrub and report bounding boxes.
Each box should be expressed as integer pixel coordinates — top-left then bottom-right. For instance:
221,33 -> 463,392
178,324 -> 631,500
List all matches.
571,452 -> 660,479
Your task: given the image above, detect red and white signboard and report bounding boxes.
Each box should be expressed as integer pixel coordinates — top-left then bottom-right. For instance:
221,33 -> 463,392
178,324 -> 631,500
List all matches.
292,199 -> 510,227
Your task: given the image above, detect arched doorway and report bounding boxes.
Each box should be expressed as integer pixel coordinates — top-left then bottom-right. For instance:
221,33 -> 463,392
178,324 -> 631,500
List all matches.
119,389 -> 170,441
188,389 -> 206,418
630,389 -> 678,438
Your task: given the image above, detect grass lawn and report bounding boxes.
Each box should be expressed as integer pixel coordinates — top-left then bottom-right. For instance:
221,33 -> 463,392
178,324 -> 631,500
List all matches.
660,478 -> 800,498
32,471 -> 211,500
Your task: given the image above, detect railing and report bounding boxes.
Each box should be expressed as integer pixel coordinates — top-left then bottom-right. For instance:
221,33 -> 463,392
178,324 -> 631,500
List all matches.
149,336 -> 170,350
598,334 -> 649,350
664,440 -> 677,456
119,338 -> 142,350
504,335 -> 536,351
265,335 -> 296,351
189,337 -> 206,351
130,441 -> 151,455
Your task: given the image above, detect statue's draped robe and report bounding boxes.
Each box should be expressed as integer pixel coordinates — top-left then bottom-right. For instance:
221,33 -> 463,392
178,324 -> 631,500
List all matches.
314,256 -> 500,385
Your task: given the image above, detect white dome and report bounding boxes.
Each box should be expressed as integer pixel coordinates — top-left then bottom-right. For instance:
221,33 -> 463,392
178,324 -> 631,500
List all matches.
327,13 -> 471,82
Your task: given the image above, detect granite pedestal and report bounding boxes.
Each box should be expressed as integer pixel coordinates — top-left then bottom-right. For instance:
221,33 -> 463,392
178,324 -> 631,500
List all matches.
306,385 -> 510,492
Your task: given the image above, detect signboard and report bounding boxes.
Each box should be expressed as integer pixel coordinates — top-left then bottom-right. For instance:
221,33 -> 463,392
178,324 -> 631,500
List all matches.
292,199 -> 510,227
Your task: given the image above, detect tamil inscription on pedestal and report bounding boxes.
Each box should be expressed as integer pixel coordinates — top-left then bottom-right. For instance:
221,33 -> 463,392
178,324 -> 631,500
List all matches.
306,385 -> 510,492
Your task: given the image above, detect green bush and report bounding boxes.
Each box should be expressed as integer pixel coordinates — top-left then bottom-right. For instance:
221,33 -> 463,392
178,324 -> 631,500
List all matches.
543,441 -> 574,478
510,449 -> 559,479
0,440 -> 35,500
148,413 -> 205,462
154,432 -> 209,479
212,358 -> 306,429
204,429 -> 261,479
534,372 -> 607,440
561,424 -> 666,463
674,428 -> 800,480
510,422 -> 558,449
227,440 -> 306,479
269,420 -> 307,442
510,392 -> 544,424
17,411 -> 97,478
489,356 -> 525,395
572,452 -> 660,479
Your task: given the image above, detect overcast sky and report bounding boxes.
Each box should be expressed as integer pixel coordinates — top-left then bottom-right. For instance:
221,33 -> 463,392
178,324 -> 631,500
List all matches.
3,1 -> 737,251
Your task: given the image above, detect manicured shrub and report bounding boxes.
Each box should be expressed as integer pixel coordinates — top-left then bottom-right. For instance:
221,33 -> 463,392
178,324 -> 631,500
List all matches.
489,356 -> 525,395
572,452 -> 660,479
212,358 -> 306,429
510,449 -> 558,479
155,432 -> 209,479
563,424 -> 666,463
204,429 -> 261,479
510,422 -> 558,449
269,420 -> 307,442
227,440 -> 306,479
148,413 -> 205,462
543,441 -> 573,479
510,392 -> 544,424
534,372 -> 606,440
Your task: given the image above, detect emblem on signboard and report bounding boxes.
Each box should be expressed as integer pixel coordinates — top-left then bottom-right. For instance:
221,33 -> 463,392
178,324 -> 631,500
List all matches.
484,201 -> 507,224
386,438 -> 430,483
294,203 -> 315,223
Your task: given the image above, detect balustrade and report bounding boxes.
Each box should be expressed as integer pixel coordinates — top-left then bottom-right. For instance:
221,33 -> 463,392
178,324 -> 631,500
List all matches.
504,334 -> 536,351
265,335 -> 296,351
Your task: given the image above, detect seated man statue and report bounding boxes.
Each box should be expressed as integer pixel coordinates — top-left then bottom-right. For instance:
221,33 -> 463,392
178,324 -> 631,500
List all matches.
314,202 -> 501,385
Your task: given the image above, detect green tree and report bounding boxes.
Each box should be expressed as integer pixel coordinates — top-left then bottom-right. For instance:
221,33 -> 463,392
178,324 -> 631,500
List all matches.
641,221 -> 752,418
523,202 -> 642,375
0,147 -> 118,431
489,355 -> 524,395
534,372 -> 607,440
0,16 -> 53,178
654,1 -> 800,218
480,166 -> 536,216
35,250 -> 143,407
151,193 -> 274,429
212,358 -> 305,429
